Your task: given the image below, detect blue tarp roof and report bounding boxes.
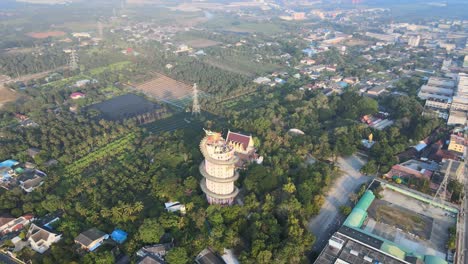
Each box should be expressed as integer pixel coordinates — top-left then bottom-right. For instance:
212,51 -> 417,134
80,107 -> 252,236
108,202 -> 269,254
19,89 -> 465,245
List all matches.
0,160 -> 19,168
111,229 -> 128,244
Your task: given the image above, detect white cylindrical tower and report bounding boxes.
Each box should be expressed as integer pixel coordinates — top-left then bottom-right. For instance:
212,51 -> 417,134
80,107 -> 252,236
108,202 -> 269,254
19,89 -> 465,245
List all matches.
199,130 -> 239,205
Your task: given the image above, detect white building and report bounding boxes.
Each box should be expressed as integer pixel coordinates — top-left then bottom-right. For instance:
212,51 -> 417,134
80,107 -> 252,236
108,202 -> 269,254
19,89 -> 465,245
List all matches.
447,74 -> 468,125
199,130 -> 239,205
27,224 -> 62,254
408,35 -> 420,47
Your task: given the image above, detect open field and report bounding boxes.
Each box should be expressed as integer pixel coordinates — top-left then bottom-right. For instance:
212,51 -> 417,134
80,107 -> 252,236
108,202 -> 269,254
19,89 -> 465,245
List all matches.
185,39 -> 221,48
132,73 -> 195,107
0,85 -> 17,108
89,61 -> 132,76
368,199 -> 432,239
26,31 -> 66,39
344,38 -> 372,46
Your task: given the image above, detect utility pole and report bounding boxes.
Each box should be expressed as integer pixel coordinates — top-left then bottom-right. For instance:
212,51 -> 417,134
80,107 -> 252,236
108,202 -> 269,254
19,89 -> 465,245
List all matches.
192,83 -> 201,115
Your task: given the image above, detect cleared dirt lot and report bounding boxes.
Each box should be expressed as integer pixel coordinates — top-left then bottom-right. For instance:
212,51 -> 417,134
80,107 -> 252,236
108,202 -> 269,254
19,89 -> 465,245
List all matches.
0,85 -> 17,108
368,199 -> 433,239
134,73 -> 192,100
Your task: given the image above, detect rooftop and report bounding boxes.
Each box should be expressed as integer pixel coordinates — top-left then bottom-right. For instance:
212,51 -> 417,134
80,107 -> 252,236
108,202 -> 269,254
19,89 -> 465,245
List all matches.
75,228 -> 106,247
226,131 -> 251,151
195,248 -> 226,264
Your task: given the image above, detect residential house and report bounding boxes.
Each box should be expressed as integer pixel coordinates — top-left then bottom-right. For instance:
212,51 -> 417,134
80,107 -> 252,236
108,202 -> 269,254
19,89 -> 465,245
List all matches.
0,214 -> 34,235
18,169 -> 46,193
26,148 -> 41,159
253,77 -> 271,85
448,133 -> 466,155
366,86 -> 387,97
0,215 -> 15,234
137,243 -> 172,258
195,248 -> 226,264
75,227 -> 108,251
384,159 -> 438,182
138,255 -> 166,264
136,243 -> 172,264
70,92 -> 86,100
27,224 -> 62,253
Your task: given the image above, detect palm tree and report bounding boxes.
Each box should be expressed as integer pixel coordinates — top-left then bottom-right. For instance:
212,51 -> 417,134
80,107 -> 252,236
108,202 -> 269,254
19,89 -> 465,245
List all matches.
349,193 -> 359,205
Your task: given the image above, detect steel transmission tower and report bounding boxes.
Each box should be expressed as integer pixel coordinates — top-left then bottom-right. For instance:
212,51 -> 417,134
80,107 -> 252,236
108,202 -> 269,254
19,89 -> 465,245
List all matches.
192,83 -> 201,115
69,50 -> 79,72
428,160 -> 453,208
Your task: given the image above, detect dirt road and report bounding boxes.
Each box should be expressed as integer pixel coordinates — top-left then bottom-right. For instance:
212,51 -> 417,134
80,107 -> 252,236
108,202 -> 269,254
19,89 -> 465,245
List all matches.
308,155 -> 373,252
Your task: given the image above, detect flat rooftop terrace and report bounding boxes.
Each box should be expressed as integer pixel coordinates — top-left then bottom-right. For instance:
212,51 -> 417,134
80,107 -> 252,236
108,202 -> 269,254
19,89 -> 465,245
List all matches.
315,232 -> 406,264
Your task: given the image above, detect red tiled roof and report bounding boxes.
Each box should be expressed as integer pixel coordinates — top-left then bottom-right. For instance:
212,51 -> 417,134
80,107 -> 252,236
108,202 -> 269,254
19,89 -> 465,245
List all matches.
23,214 -> 34,220
13,224 -> 23,231
0,215 -> 15,227
70,92 -> 85,99
226,131 -> 251,151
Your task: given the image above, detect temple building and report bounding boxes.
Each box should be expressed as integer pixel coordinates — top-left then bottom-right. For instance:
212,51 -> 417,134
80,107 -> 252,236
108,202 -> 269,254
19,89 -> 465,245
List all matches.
226,130 -> 255,155
199,129 -> 239,205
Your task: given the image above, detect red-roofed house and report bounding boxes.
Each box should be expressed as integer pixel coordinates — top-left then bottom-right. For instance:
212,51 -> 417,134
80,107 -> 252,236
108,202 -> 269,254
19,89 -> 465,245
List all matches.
226,131 -> 254,155
70,92 -> 86,100
384,159 -> 437,181
0,214 -> 34,235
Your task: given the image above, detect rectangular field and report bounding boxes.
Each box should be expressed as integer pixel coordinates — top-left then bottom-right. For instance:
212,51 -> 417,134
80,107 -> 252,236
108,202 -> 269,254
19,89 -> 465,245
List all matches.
132,73 -> 193,107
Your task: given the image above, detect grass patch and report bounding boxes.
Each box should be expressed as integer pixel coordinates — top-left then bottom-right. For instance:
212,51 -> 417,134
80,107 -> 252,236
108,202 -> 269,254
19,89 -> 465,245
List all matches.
65,133 -> 136,175
89,61 -> 132,76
